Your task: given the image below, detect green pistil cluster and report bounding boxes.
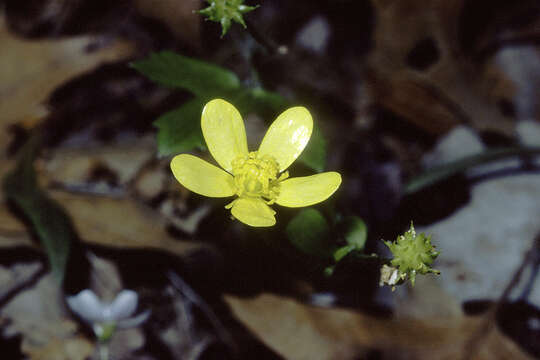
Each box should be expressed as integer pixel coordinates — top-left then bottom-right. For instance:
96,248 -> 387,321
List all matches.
198,0 -> 259,37
382,223 -> 440,288
231,151 -> 288,204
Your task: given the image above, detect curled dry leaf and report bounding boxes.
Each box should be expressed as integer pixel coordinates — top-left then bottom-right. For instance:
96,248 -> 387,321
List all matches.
0,14 -> 134,147
41,138 -> 156,189
0,12 -> 135,188
366,0 -> 515,136
48,190 -> 203,256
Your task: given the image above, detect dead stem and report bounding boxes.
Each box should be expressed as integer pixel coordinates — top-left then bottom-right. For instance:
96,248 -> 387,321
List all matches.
462,232 -> 540,360
244,18 -> 288,56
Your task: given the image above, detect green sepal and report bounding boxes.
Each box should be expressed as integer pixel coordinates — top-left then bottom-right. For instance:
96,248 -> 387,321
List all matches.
94,322 -> 116,343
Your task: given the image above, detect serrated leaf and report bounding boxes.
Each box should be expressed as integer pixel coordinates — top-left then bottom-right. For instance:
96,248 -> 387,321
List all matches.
2,136 -> 72,283
286,208 -> 333,258
131,51 -> 240,97
154,99 -> 206,156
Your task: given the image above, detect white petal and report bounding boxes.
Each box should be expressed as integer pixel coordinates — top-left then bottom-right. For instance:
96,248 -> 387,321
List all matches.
116,309 -> 151,329
105,290 -> 139,321
66,289 -> 105,323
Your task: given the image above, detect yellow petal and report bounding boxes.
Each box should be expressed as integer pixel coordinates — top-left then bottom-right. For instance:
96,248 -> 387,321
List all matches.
258,107 -> 313,171
231,198 -> 276,227
201,99 -> 248,172
276,172 -> 342,207
171,154 -> 235,197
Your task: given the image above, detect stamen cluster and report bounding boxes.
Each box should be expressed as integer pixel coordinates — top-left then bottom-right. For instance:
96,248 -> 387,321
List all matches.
231,151 -> 288,204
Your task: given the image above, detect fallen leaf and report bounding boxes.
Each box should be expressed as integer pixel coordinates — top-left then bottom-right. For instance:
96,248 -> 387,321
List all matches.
0,13 -> 136,201
23,336 -> 94,360
0,13 -> 135,177
225,293 -> 533,360
41,137 -> 156,188
367,0 -> 515,136
49,190 -> 203,256
134,0 -> 202,47
1,273 -> 93,360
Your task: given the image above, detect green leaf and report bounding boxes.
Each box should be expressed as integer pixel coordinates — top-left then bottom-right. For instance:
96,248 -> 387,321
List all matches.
132,51 -> 329,171
343,216 -> 367,250
154,99 -> 206,156
286,208 -> 333,258
2,136 -> 72,283
247,87 -> 290,115
324,265 -> 335,277
131,51 -> 240,97
333,244 -> 356,262
298,123 -> 327,172
330,216 -> 367,263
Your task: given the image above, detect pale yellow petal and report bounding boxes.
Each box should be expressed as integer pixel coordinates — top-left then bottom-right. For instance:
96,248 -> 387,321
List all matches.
201,99 -> 248,172
258,107 -> 313,171
231,198 -> 276,227
276,172 -> 341,207
171,154 -> 235,197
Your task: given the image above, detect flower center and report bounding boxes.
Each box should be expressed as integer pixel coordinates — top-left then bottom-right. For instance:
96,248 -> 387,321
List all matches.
230,151 -> 288,204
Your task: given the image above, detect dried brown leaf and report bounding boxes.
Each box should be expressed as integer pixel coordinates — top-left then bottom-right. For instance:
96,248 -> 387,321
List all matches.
49,190 -> 203,256
134,0 -> 202,46
225,293 -> 533,360
1,272 -> 93,360
367,0 -> 515,136
0,14 -> 135,177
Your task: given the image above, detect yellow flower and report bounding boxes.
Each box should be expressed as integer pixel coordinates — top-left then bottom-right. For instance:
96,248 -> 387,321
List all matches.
170,99 -> 342,227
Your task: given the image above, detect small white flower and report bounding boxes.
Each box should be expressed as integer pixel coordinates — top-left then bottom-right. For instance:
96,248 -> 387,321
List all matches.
67,289 -> 150,341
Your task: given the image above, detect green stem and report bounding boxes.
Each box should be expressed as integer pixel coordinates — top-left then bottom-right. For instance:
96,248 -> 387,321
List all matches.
99,342 -> 109,360
405,146 -> 540,194
244,18 -> 287,55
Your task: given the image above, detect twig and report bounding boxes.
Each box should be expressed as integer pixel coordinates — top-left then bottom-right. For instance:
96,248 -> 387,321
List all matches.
244,18 -> 288,56
167,271 -> 237,352
462,232 -> 540,360
48,182 -> 126,198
